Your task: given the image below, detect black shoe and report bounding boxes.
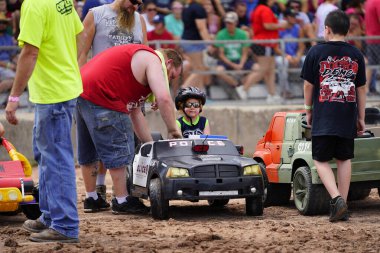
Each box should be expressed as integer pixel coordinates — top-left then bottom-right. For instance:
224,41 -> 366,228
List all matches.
329,196 -> 348,222
83,193 -> 110,213
111,196 -> 150,215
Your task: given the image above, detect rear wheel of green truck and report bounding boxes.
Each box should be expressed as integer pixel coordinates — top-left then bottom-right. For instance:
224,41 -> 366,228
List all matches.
347,187 -> 371,201
293,166 -> 330,215
149,178 -> 169,220
246,197 -> 264,216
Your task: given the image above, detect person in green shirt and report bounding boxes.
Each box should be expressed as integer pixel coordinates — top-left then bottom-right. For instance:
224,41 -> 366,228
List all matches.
214,11 -> 254,99
5,0 -> 83,243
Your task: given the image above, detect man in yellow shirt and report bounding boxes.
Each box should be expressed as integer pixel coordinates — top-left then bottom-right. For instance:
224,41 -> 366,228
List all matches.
5,0 -> 83,243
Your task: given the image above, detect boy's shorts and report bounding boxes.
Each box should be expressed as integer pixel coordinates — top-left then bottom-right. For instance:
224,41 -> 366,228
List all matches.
312,136 -> 354,162
75,97 -> 134,169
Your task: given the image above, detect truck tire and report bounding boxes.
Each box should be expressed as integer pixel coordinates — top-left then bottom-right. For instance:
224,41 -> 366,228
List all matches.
246,197 -> 263,216
258,162 -> 290,206
265,183 -> 291,207
207,199 -> 229,207
293,166 -> 329,215
347,187 -> 371,201
149,178 -> 169,220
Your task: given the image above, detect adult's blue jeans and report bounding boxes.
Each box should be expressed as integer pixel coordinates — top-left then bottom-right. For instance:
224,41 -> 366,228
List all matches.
33,99 -> 79,239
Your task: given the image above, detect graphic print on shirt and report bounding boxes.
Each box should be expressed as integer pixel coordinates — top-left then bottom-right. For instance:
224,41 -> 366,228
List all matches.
183,129 -> 204,138
126,95 -> 148,112
319,56 -> 358,103
105,18 -> 140,46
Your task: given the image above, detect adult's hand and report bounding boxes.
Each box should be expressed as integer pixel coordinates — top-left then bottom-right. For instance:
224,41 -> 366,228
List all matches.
5,101 -> 19,125
168,129 -> 182,139
357,118 -> 365,136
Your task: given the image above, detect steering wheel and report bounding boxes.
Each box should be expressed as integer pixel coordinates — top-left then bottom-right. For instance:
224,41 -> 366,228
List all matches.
301,113 -> 311,129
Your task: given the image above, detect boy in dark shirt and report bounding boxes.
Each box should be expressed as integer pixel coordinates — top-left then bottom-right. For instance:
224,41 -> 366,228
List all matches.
301,10 -> 366,222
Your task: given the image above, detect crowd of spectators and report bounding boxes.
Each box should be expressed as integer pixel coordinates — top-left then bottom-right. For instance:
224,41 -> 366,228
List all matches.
1,0 -> 379,102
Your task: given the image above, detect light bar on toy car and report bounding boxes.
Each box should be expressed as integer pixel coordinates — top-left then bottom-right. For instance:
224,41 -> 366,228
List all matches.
166,167 -> 190,178
188,135 -> 228,139
243,165 -> 262,176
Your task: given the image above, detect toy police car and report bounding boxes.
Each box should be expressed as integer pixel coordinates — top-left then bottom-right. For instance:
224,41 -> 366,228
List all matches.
130,135 -> 265,220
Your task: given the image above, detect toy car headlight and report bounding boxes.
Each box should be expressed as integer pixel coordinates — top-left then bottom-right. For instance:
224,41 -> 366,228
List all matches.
166,167 -> 190,178
243,165 -> 262,176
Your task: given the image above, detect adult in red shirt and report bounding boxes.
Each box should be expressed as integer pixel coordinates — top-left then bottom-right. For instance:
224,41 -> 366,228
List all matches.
147,14 -> 176,50
77,44 -> 183,214
236,0 -> 287,103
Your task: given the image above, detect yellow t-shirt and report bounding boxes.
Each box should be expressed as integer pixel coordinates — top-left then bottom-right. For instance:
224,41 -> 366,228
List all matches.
18,0 -> 84,104
145,50 -> 169,103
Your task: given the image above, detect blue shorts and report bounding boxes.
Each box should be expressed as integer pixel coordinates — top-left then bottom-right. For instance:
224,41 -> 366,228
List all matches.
75,97 -> 134,169
181,43 -> 206,53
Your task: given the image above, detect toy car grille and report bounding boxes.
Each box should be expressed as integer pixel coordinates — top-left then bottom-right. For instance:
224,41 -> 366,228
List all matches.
193,165 -> 240,178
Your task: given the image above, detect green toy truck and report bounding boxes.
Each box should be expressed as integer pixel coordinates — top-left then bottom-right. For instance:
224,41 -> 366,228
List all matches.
253,110 -> 380,215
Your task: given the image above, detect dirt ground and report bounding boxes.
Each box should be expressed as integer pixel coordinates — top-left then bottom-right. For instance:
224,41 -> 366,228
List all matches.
1,167 -> 380,253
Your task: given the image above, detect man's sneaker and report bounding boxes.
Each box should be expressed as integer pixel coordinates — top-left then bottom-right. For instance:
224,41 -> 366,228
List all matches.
235,86 -> 248,100
111,196 -> 150,215
329,196 -> 348,222
30,228 -> 79,243
83,193 -> 110,213
23,219 -> 48,233
96,184 -> 107,200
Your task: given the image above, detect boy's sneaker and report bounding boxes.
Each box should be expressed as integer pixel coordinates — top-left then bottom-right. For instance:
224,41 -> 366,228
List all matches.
329,196 -> 348,222
235,86 -> 248,100
111,196 -> 150,215
83,193 -> 110,213
96,184 -> 107,200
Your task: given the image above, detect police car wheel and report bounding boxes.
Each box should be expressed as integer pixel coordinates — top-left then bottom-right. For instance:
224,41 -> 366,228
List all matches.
149,178 -> 169,220
245,197 -> 263,216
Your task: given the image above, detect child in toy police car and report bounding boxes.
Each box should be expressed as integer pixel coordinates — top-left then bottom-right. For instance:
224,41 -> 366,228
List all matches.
175,87 -> 211,138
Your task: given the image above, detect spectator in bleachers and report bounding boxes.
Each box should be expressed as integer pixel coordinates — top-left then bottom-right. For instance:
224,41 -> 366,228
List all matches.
0,12 -> 17,94
0,0 -> 12,36
236,0 -> 287,102
181,0 -> 212,90
141,1 -> 158,32
148,14 -> 176,49
164,0 -> 184,40
234,1 -> 251,37
314,0 -> 338,38
152,0 -> 173,15
204,0 -> 222,39
287,0 -> 316,45
220,0 -> 237,12
82,0 -> 113,21
365,0 -> 380,96
214,12 -> 252,92
275,8 -> 305,98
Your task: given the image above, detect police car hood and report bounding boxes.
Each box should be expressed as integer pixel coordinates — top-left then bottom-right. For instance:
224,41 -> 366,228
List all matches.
160,155 -> 255,169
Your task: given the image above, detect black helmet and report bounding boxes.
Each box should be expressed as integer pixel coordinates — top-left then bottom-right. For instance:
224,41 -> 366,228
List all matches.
175,87 -> 206,110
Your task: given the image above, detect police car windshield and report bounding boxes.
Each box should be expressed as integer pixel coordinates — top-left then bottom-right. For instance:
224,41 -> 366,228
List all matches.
154,139 -> 240,158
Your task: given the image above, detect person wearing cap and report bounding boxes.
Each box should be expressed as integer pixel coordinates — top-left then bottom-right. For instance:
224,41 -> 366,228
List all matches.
214,11 -> 253,99
0,12 -> 17,95
275,8 -> 305,98
147,14 -> 176,50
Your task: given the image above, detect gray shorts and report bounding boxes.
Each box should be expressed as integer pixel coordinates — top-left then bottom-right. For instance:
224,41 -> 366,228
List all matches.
75,97 -> 134,169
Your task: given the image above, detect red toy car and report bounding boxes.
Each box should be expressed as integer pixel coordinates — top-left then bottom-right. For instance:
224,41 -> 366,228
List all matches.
0,137 -> 40,219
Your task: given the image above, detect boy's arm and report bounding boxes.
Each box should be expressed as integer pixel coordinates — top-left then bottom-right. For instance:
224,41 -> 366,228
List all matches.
203,119 -> 211,135
303,80 -> 314,126
356,85 -> 366,135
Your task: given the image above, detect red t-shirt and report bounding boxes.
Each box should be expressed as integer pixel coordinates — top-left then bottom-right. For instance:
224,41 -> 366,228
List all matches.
81,44 -> 157,113
147,29 -> 176,50
365,0 -> 380,44
250,4 -> 279,48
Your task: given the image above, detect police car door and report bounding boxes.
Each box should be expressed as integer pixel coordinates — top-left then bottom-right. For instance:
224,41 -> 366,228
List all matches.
132,143 -> 153,187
